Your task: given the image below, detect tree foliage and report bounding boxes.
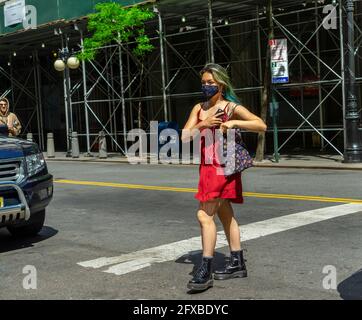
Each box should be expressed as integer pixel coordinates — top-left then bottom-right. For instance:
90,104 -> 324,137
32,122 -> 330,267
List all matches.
79,3 -> 155,61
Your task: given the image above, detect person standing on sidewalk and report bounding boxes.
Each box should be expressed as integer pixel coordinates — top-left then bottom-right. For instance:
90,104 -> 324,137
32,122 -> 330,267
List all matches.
0,98 -> 22,137
181,63 -> 267,291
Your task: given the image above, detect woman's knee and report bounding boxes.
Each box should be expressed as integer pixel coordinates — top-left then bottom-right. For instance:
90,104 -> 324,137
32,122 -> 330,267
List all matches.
197,210 -> 214,225
197,199 -> 222,223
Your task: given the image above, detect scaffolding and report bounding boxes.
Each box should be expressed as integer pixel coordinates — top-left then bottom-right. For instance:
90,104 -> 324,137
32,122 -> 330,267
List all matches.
0,0 -> 361,159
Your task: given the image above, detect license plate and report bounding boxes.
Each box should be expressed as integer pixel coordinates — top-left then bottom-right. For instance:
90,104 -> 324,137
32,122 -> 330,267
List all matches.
0,197 -> 3,208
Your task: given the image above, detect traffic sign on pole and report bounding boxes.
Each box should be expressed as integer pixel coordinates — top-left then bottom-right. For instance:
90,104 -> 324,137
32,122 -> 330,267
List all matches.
270,39 -> 289,84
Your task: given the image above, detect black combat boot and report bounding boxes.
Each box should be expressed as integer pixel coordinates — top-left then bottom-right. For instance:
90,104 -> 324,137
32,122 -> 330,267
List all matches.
187,256 -> 213,291
214,250 -> 247,280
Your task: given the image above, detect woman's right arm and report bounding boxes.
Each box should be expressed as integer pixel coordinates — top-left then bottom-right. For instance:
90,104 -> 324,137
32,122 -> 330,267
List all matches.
181,104 -> 203,143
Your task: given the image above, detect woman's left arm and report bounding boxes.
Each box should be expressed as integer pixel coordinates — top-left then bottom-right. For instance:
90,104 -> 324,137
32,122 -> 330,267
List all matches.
221,104 -> 267,133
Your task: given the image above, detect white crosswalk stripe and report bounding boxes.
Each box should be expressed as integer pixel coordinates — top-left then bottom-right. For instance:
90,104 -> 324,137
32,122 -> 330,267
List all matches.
77,203 -> 362,276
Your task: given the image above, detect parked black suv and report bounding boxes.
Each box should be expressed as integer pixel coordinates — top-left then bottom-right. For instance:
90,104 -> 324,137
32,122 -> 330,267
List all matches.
0,127 -> 53,237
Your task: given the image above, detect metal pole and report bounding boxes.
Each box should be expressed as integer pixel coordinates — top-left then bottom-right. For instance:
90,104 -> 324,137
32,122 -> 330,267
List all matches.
110,48 -> 118,149
63,35 -> 73,157
315,2 -> 324,150
208,0 -> 215,63
62,68 -> 70,154
297,12 -> 306,149
9,56 -> 15,113
119,44 -> 127,155
256,6 -> 263,94
61,33 -> 70,155
164,27 -> 172,121
267,0 -> 279,162
65,66 -> 73,157
65,37 -> 73,137
157,6 -> 168,122
105,48 -> 115,151
33,53 -> 41,148
344,0 -> 362,162
271,93 -> 279,162
34,50 -> 44,150
256,5 -> 271,160
80,31 -> 92,156
126,45 -> 134,129
339,0 -> 347,150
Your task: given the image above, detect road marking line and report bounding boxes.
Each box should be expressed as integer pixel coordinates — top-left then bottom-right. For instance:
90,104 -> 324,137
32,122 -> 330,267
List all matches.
104,259 -> 152,276
77,203 -> 362,276
55,179 -> 362,204
244,192 -> 362,204
55,179 -> 196,193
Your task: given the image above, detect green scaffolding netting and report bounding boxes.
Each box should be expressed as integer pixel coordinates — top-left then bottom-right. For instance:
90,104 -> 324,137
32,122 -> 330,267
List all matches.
0,0 -> 154,35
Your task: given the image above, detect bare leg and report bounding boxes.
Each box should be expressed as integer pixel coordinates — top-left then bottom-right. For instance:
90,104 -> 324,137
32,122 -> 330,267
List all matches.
188,200 -> 221,291
197,199 -> 222,257
217,200 -> 241,251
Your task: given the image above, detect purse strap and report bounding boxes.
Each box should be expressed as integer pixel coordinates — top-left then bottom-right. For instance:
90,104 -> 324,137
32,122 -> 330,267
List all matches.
225,102 -> 247,145
225,102 -> 239,119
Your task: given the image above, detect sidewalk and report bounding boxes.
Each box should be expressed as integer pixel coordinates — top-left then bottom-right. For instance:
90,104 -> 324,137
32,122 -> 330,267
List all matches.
44,152 -> 362,170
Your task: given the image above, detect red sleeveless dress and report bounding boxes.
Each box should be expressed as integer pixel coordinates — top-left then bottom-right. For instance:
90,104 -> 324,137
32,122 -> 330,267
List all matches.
194,106 -> 244,204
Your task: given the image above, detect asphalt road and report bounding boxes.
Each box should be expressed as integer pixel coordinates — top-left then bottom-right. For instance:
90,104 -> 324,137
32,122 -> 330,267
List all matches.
1,161 -> 362,300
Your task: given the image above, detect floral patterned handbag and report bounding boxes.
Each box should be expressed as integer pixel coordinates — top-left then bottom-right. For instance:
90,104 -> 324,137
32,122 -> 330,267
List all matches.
218,103 -> 254,176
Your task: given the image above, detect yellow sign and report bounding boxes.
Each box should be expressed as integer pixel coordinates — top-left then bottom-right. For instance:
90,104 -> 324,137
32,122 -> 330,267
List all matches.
0,197 -> 3,208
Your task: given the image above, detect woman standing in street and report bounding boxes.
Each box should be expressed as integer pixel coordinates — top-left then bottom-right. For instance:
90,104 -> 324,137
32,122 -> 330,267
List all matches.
0,98 -> 22,137
181,63 -> 267,291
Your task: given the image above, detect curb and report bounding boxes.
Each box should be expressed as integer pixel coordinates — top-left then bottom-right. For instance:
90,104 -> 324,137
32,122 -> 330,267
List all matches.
252,163 -> 362,171
45,157 -> 362,171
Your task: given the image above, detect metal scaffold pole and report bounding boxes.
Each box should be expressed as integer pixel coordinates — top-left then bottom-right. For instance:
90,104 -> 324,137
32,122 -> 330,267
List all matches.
9,56 -> 15,113
126,45 -> 134,130
208,0 -> 215,63
256,5 -> 264,103
34,50 -> 44,150
157,6 -> 168,122
105,49 -> 114,151
110,49 -> 117,150
80,30 -> 92,157
315,1 -> 324,150
118,44 -> 128,155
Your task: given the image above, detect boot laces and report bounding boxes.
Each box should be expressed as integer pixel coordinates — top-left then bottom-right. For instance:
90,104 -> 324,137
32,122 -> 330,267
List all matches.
194,262 -> 208,279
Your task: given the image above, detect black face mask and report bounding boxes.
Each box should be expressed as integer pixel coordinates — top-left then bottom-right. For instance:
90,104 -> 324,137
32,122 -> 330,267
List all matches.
201,85 -> 219,99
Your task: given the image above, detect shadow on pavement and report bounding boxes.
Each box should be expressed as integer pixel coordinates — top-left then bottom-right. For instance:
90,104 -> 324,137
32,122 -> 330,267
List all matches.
0,226 -> 58,253
338,269 -> 362,300
175,250 -> 227,294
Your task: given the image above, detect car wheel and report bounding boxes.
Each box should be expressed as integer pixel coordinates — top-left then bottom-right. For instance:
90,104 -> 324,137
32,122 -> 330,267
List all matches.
7,209 -> 46,237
